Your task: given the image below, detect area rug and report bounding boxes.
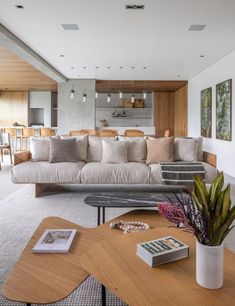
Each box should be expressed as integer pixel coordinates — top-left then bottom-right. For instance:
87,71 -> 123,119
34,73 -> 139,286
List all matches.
0,185 -> 130,306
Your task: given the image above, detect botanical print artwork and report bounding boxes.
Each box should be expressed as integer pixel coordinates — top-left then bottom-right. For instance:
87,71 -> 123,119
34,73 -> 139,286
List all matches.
201,87 -> 212,138
216,79 -> 232,141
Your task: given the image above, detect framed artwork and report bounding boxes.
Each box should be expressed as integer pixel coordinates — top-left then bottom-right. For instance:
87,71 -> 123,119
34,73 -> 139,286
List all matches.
216,79 -> 232,141
201,87 -> 212,138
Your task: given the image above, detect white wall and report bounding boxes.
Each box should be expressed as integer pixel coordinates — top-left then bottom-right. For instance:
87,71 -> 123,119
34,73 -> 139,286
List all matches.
29,91 -> 52,127
188,51 -> 235,177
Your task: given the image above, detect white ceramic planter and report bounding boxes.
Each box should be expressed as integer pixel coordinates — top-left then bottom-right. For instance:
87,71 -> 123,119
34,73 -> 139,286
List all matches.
196,240 -> 224,289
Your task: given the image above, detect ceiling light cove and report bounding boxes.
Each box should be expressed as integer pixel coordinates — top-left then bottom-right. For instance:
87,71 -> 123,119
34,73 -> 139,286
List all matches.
188,24 -> 207,31
61,24 -> 79,31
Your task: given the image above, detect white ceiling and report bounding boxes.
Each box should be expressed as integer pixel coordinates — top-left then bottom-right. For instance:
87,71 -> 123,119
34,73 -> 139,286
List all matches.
0,0 -> 235,80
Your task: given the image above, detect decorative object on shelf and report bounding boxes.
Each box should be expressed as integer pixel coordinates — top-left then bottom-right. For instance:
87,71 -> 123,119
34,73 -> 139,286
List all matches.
134,99 -> 145,108
216,79 -> 232,141
111,110 -> 127,118
159,172 -> 235,289
123,99 -> 133,108
201,87 -> 212,138
110,220 -> 150,234
100,119 -> 108,127
70,84 -> 75,99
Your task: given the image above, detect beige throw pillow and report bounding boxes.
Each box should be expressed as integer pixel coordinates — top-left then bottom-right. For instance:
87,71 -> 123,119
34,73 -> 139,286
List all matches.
118,136 -> 147,163
146,137 -> 175,165
174,138 -> 198,162
49,138 -> 78,163
101,139 -> 128,163
88,136 -> 117,162
30,138 -> 50,161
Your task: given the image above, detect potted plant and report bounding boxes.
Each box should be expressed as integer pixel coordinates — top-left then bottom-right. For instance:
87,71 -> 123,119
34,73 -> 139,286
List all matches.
159,172 -> 235,289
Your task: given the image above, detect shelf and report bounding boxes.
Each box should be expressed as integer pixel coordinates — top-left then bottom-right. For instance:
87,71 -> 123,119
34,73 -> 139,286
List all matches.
112,117 -> 152,119
96,107 -> 152,110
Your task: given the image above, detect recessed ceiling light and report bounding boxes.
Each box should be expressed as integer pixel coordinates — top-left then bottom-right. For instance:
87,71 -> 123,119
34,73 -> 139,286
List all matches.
125,4 -> 145,10
15,4 -> 24,9
61,24 -> 79,31
188,24 -> 206,31
60,54 -> 64,57
200,55 -> 205,58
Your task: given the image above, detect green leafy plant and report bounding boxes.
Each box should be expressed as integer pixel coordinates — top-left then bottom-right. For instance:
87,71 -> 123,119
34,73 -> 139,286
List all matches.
192,172 -> 235,246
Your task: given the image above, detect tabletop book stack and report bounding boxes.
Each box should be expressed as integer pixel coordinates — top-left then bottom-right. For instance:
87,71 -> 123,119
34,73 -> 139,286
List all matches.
137,236 -> 189,266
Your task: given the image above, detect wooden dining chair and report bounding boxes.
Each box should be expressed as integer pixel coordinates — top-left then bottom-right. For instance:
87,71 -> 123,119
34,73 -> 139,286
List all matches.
4,128 -> 21,152
164,130 -> 170,137
124,129 -> 145,137
97,129 -> 118,137
22,128 -> 35,150
69,130 -> 89,136
40,128 -> 56,137
0,133 -> 13,165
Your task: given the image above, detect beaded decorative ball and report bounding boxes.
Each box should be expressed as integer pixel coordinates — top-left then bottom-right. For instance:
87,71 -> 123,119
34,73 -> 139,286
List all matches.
110,220 -> 150,234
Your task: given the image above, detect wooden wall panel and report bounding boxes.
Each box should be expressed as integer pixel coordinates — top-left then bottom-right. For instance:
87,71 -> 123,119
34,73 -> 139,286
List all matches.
96,80 -> 188,93
174,85 -> 188,136
154,92 -> 174,137
0,92 -> 28,126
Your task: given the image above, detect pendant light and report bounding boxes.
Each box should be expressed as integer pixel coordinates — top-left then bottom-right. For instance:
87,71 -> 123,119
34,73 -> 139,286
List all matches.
82,67 -> 87,102
131,66 -> 135,103
82,89 -> 87,103
143,66 -> 147,100
107,66 -> 111,103
70,84 -> 75,99
95,66 -> 99,99
119,66 -> 123,99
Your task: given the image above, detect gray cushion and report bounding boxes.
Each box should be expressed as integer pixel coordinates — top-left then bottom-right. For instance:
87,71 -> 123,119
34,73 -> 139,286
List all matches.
11,161 -> 85,183
60,135 -> 88,161
174,138 -> 198,162
81,162 -> 150,184
49,138 -> 78,163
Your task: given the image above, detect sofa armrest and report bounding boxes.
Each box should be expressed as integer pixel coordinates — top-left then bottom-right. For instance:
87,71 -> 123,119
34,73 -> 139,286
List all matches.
203,151 -> 217,168
14,151 -> 31,165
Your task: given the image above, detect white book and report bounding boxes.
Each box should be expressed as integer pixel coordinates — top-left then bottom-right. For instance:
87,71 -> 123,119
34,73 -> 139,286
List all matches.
32,229 -> 77,253
137,236 -> 189,267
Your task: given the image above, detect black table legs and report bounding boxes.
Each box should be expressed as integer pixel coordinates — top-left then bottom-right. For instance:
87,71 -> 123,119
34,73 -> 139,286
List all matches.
97,207 -> 106,225
97,206 -> 106,306
102,284 -> 106,306
26,303 -> 31,306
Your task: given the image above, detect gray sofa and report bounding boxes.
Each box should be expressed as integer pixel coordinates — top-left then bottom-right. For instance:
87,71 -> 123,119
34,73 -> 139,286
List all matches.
11,135 -> 218,197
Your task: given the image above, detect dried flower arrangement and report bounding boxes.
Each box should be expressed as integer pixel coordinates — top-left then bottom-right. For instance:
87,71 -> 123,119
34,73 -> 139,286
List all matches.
159,172 -> 235,246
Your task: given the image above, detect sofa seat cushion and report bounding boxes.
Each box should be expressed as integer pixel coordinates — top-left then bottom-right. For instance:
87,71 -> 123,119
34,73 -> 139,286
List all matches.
81,162 -> 150,184
149,162 -> 218,184
11,161 -> 85,184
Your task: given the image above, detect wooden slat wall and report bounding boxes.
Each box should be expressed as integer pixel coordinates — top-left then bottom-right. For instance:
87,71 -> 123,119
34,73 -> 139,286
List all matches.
174,85 -> 188,137
154,92 -> 174,137
0,92 -> 28,126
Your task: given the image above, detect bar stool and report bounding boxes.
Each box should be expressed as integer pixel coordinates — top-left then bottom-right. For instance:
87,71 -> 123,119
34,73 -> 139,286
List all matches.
40,128 -> 56,137
97,129 -> 118,137
22,128 -> 35,150
4,128 -> 21,152
124,129 -> 144,137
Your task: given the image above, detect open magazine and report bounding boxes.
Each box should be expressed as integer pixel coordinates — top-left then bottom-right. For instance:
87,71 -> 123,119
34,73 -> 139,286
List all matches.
32,229 -> 76,253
